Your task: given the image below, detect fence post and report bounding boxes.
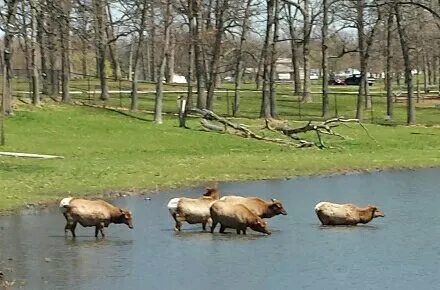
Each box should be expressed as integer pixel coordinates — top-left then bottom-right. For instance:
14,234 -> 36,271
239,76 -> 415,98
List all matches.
226,89 -> 230,116
298,93 -> 302,120
119,79 -> 122,108
334,93 -> 338,117
87,75 -> 91,101
178,95 -> 187,127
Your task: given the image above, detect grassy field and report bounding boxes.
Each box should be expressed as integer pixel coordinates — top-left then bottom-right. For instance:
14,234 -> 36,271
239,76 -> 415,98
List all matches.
1,99 -> 440,213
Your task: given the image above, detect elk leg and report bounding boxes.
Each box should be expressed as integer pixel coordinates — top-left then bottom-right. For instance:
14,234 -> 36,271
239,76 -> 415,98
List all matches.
70,221 -> 77,238
175,215 -> 185,232
210,222 -> 217,233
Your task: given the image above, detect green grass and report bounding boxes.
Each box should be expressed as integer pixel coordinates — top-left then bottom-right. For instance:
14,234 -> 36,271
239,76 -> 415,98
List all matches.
1,102 -> 440,213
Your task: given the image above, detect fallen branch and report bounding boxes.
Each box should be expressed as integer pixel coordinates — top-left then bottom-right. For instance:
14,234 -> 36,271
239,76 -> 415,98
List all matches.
200,119 -> 226,132
264,116 -> 373,148
0,152 -> 64,159
191,109 -> 314,147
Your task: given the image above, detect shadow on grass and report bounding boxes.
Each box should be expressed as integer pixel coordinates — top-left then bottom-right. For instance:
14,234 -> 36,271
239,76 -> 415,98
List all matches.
0,162 -> 49,173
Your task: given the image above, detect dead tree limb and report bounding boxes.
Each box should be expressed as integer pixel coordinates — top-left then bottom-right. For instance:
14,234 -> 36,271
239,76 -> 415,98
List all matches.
191,108 -> 314,147
190,109 -> 372,148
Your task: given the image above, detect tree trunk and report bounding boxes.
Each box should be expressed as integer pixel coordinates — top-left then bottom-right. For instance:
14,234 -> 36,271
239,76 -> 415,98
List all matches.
3,0 -> 19,114
287,6 -> 301,96
165,30 -> 175,83
21,0 -> 32,86
269,0 -> 279,118
81,39 -> 88,77
60,0 -> 71,103
395,4 -> 415,125
31,0 -> 40,106
232,0 -> 253,116
321,0 -> 329,117
106,0 -> 122,81
149,5 -> 157,82
301,0 -> 312,103
47,16 -> 58,97
94,0 -> 109,101
427,55 -> 433,86
184,0 -> 195,126
142,42 -> 149,80
356,0 -> 365,120
260,0 -> 274,118
194,0 -> 206,109
38,0 -> 48,96
154,0 -> 173,124
206,0 -> 226,110
130,0 -> 148,112
386,11 -> 394,119
255,51 -> 263,90
128,40 -> 134,81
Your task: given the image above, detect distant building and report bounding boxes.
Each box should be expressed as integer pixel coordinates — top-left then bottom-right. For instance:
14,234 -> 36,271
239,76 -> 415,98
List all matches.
275,58 -> 319,81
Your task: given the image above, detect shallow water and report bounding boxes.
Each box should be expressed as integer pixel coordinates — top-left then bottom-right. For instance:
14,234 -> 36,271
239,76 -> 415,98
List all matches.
1,168 -> 440,289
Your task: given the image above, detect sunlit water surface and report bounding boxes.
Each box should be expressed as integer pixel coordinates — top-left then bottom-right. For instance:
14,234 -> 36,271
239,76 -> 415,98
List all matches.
1,168 -> 440,289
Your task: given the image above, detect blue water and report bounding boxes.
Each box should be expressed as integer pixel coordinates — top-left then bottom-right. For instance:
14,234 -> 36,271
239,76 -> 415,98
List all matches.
1,168 -> 440,289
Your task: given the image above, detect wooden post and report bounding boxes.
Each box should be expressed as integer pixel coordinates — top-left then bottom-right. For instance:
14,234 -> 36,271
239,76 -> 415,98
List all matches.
178,95 -> 187,128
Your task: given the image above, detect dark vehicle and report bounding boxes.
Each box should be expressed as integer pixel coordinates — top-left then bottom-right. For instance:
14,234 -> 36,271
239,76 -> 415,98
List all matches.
344,74 -> 375,86
328,76 -> 345,85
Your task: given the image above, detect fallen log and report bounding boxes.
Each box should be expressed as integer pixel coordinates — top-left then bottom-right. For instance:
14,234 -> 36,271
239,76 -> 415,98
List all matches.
0,152 -> 64,159
190,109 -> 315,147
190,108 -> 372,148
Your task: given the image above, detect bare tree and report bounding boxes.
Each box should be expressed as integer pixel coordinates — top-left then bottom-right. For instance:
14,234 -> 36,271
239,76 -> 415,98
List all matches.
154,0 -> 174,124
93,0 -> 109,101
30,0 -> 40,105
394,2 -> 415,125
321,0 -> 329,117
269,0 -> 279,118
182,0 -> 195,127
3,0 -> 20,115
37,0 -> 48,95
106,0 -> 122,81
130,0 -> 149,111
165,30 -> 175,83
385,6 -> 394,119
260,0 -> 275,118
205,0 -> 228,110
60,0 -> 72,103
149,4 -> 157,81
194,0 -> 206,109
232,0 -> 253,116
285,5 -> 302,96
301,0 -> 311,103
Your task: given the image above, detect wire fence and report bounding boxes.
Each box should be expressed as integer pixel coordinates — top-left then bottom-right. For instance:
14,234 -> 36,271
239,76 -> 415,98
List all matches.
8,69 -> 440,126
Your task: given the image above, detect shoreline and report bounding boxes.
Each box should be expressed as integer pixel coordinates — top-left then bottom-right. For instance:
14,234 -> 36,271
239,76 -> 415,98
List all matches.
1,164 -> 436,217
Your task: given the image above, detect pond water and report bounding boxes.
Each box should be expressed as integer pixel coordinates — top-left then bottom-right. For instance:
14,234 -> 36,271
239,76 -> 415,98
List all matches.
1,168 -> 440,289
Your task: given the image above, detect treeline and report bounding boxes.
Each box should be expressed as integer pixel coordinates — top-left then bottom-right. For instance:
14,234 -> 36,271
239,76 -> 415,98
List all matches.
1,0 -> 439,124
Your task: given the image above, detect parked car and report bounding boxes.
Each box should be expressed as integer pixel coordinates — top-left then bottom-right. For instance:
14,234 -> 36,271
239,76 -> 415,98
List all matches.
344,74 -> 375,86
328,76 -> 345,85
